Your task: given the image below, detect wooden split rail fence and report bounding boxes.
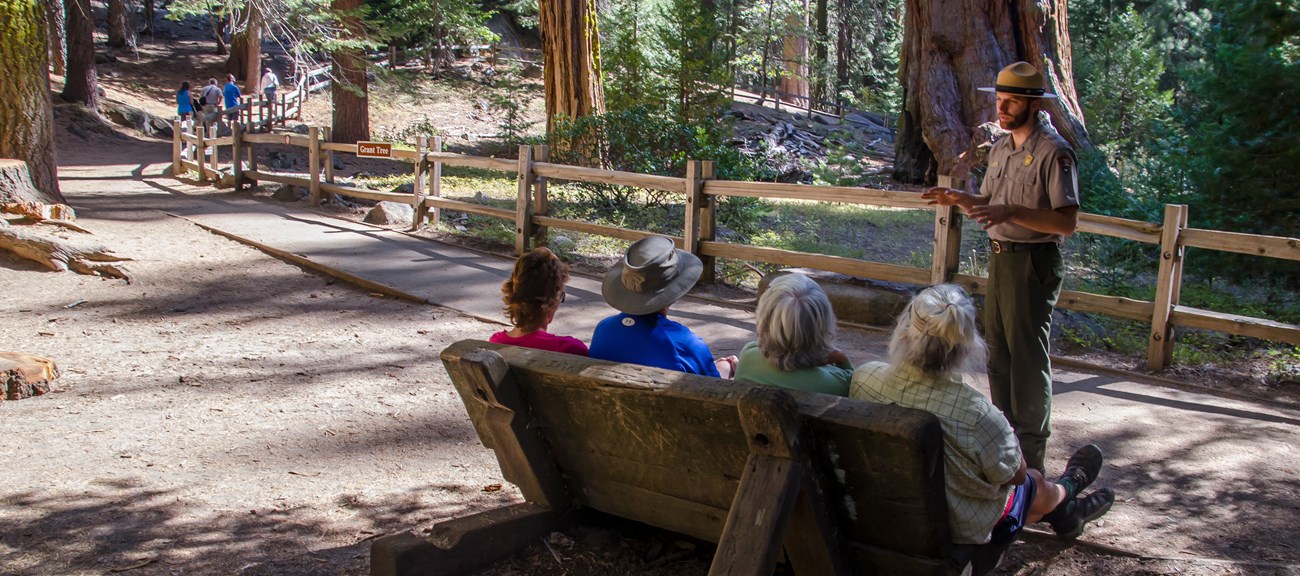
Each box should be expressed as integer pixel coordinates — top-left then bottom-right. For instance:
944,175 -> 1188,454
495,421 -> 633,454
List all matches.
170,125 -> 1300,371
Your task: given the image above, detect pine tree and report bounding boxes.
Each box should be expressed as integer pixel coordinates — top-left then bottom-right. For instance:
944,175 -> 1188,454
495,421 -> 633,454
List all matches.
655,0 -> 731,123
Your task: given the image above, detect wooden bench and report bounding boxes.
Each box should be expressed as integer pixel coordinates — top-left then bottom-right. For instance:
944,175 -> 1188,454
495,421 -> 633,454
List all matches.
371,340 -> 957,576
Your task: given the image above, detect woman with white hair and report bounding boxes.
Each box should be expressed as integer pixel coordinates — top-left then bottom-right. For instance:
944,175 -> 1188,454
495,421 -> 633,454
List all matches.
850,285 -> 1113,572
734,273 -> 851,395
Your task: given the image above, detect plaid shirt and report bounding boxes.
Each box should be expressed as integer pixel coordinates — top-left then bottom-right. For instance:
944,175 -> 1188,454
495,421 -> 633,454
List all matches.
850,362 -> 1021,544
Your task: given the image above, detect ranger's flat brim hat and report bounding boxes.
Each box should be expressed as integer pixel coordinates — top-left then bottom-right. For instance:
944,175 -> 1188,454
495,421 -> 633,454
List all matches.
602,236 -> 703,315
978,61 -> 1058,99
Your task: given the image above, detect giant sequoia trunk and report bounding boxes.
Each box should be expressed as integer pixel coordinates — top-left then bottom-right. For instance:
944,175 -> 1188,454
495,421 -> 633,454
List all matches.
539,0 -> 605,135
331,0 -> 370,144
778,1 -> 809,103
226,4 -> 261,90
894,0 -> 1091,184
46,0 -> 66,76
0,4 -> 62,204
61,0 -> 99,110
107,0 -> 130,49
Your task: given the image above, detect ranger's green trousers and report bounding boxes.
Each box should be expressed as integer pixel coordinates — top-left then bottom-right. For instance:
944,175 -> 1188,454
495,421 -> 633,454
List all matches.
985,244 -> 1064,472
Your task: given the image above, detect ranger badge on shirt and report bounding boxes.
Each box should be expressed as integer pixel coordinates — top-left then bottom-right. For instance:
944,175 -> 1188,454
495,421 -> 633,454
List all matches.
1058,156 -> 1073,174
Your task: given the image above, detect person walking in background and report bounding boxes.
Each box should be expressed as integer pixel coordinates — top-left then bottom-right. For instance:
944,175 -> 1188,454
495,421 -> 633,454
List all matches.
734,272 -> 852,395
199,78 -> 222,129
920,61 -> 1080,471
176,81 -> 193,122
260,67 -> 279,104
222,74 -> 241,109
489,247 -> 588,356
850,285 -> 1113,574
589,236 -> 737,378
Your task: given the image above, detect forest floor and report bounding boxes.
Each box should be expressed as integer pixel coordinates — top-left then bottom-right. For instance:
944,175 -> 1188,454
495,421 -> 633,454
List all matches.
3,8 -> 1298,576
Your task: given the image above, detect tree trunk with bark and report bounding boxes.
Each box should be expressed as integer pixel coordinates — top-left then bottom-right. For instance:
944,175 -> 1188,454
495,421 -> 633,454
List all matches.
539,0 -> 606,134
107,0 -> 131,49
812,0 -> 828,105
142,0 -> 155,37
834,0 -> 852,94
46,0 -> 66,76
61,0 -> 99,109
226,4 -> 261,89
0,2 -> 62,205
778,1 -> 809,103
331,0 -> 370,144
212,13 -> 228,55
894,0 -> 1091,184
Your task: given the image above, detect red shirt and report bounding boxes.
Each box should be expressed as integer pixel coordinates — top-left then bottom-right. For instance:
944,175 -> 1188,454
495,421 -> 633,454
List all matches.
489,329 -> 589,356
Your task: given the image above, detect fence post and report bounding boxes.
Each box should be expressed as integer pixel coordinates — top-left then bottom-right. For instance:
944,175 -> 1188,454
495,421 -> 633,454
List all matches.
532,144 -> 549,247
209,128 -> 219,180
323,127 -> 336,184
279,93 -> 287,126
231,122 -> 244,190
308,126 -> 321,205
172,120 -> 182,175
931,175 -> 965,285
245,132 -> 258,190
196,124 -> 207,183
412,136 -> 427,231
698,161 -> 717,284
427,136 -> 442,228
684,160 -> 703,260
515,145 -> 535,256
1147,204 -> 1188,370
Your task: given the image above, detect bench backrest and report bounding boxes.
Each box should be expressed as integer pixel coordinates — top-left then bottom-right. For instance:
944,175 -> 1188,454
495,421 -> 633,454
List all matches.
442,340 -> 953,575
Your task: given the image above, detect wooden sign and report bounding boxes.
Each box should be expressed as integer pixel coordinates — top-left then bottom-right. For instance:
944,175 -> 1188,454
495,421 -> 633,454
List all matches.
356,141 -> 393,159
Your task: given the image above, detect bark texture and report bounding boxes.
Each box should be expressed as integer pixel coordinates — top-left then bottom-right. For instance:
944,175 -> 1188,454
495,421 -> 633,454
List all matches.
0,6 -> 63,204
46,0 -> 66,75
211,13 -> 228,55
61,0 -> 99,109
107,0 -> 131,49
538,0 -> 606,134
142,0 -> 154,36
894,0 -> 1091,185
330,0 -> 370,144
778,1 -> 809,102
226,4 -> 262,90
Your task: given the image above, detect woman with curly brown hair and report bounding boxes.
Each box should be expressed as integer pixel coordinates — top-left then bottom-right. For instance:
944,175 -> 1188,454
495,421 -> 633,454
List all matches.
489,247 -> 589,356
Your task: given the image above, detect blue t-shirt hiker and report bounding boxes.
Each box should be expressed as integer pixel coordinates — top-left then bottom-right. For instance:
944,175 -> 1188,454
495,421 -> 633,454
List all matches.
589,236 -> 735,378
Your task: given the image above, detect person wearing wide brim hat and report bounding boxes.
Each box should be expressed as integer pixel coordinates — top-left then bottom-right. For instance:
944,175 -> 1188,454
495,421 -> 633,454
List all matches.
920,60 -> 1081,472
976,61 -> 1058,99
589,236 -> 738,378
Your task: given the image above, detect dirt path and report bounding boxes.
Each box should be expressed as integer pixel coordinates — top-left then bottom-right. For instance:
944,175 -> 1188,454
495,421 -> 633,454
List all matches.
0,130 -> 521,576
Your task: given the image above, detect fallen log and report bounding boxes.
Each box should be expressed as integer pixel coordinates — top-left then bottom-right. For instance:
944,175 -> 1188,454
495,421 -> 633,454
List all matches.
0,219 -> 132,282
0,352 -> 58,401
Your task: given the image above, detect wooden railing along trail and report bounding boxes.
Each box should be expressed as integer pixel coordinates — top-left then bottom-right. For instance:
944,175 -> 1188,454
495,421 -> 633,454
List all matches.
170,124 -> 1300,372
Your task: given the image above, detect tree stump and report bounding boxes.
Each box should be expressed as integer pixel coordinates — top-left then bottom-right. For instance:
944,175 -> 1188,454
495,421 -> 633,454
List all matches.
0,352 -> 58,400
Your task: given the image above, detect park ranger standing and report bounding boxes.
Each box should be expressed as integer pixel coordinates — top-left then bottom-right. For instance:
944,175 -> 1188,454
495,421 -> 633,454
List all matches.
921,61 -> 1081,471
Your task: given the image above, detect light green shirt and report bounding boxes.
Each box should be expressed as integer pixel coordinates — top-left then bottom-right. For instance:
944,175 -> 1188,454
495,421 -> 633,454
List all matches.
734,341 -> 851,396
850,361 -> 1021,544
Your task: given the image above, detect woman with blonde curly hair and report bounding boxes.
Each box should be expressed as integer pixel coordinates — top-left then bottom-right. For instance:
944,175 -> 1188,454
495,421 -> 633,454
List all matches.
489,247 -> 588,356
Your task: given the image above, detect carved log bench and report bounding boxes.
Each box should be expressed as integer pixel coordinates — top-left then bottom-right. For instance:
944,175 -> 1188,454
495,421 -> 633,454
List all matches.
371,340 -> 957,576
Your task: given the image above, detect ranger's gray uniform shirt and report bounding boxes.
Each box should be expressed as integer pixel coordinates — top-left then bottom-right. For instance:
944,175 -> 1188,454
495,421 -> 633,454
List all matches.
980,125 -> 1080,243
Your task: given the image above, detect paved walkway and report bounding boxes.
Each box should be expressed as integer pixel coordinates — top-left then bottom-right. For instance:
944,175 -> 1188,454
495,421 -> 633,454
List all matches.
55,148 -> 1300,571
